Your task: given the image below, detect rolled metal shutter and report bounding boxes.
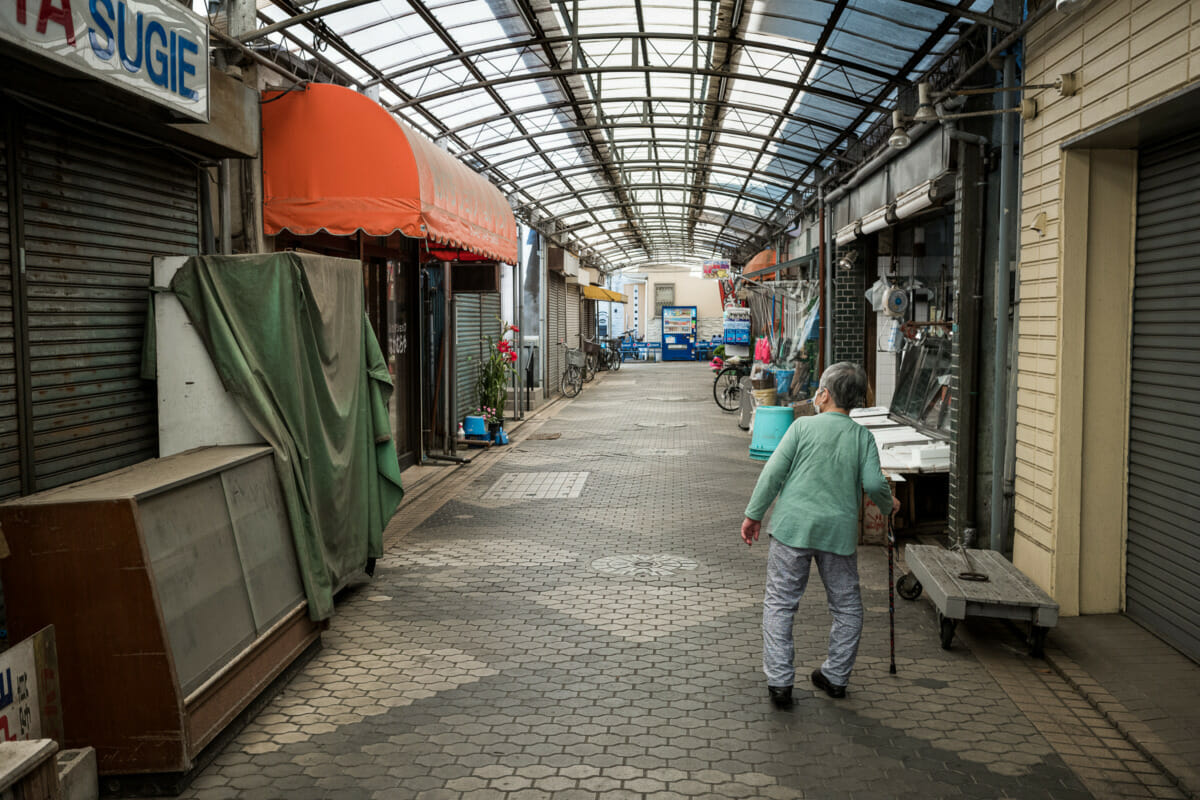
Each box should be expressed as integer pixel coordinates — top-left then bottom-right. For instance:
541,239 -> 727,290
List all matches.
583,299 -> 596,340
546,273 -> 565,393
20,111 -> 199,491
453,293 -> 482,424
0,122 -> 18,500
1127,132 -> 1200,661
566,283 -> 581,349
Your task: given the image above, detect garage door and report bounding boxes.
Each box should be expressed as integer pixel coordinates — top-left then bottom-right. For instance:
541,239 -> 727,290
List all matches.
1126,132 -> 1200,661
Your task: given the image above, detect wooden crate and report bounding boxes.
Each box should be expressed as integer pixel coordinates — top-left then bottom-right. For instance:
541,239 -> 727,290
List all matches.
0,447 -> 320,776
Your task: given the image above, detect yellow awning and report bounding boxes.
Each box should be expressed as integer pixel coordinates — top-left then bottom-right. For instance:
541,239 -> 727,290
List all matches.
581,285 -> 628,303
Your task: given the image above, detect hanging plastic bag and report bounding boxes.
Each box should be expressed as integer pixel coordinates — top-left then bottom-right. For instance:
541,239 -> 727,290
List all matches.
865,278 -> 888,312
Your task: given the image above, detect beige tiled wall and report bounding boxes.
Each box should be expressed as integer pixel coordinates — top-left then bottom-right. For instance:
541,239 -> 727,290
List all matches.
1014,0 -> 1200,610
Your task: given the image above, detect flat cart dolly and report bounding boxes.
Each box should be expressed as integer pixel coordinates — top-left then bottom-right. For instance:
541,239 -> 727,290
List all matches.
899,544 -> 1059,657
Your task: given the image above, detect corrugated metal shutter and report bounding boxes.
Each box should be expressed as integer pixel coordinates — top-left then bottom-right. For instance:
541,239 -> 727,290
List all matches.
546,273 -> 565,394
453,292 -> 501,424
566,284 -> 581,349
20,112 -> 199,490
0,122 -> 18,500
453,293 -> 482,425
1127,132 -> 1200,662
583,299 -> 595,340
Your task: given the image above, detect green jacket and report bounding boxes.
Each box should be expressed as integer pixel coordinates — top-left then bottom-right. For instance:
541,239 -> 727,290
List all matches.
744,411 -> 893,555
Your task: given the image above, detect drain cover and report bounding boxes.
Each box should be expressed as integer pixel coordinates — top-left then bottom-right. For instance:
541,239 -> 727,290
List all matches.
484,471 -> 588,499
528,432 -> 562,440
591,553 -> 699,578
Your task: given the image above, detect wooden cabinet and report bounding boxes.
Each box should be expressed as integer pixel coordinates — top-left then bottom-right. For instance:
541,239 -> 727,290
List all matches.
0,447 -> 320,776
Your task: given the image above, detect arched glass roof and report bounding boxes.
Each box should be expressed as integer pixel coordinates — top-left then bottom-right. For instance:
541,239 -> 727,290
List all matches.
228,0 -> 1003,270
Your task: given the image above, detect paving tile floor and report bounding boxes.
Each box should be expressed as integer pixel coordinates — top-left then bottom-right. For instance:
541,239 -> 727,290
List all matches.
160,362 -> 1184,800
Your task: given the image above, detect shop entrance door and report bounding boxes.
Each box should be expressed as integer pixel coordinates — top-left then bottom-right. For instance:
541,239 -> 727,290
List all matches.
388,258 -> 419,470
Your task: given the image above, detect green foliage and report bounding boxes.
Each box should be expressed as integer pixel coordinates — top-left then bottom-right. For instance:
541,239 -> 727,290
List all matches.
476,326 -> 517,421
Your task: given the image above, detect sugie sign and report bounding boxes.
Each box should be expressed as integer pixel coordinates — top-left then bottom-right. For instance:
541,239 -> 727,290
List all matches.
1,0 -> 209,121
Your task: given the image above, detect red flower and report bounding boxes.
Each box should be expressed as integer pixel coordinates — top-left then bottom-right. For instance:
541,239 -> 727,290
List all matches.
508,352 -> 518,362
497,340 -> 511,353
510,325 -> 520,332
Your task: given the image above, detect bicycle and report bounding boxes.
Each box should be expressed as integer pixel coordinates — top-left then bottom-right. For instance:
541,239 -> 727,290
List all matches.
713,356 -> 750,412
584,336 -> 622,375
604,335 -> 624,372
559,341 -> 585,398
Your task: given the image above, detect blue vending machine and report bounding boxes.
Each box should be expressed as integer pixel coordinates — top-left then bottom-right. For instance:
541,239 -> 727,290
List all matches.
661,306 -> 697,361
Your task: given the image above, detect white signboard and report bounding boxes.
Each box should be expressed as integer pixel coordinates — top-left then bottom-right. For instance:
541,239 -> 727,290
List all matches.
0,0 -> 209,121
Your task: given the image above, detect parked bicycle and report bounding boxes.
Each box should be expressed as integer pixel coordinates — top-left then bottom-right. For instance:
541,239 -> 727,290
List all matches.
712,355 -> 750,412
559,341 -> 585,398
584,335 -> 623,375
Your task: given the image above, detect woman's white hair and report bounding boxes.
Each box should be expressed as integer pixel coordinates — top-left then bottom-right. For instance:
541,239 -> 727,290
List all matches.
819,362 -> 868,410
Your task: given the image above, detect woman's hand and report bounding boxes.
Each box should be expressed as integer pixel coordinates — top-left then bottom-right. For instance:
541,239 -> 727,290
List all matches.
741,517 -> 761,546
891,494 -> 902,518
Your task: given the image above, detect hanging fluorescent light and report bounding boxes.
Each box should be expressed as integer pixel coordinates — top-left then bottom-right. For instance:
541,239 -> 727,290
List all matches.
894,180 -> 937,220
835,221 -> 861,246
860,204 -> 894,235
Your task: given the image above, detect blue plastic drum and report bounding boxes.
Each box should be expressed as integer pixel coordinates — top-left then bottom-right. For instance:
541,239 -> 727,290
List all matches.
749,406 -> 794,460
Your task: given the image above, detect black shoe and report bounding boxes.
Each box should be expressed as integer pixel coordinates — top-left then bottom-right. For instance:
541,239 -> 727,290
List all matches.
810,669 -> 846,699
767,685 -> 793,709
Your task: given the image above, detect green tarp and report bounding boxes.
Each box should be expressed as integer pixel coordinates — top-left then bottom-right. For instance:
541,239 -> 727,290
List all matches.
170,252 -> 405,621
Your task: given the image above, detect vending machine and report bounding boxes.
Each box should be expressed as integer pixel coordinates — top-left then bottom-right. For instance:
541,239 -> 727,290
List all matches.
661,306 -> 697,361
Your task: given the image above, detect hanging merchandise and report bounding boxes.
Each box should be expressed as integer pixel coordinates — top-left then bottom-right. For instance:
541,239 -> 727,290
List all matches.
866,278 -> 889,312
886,318 -> 904,352
884,286 -> 910,317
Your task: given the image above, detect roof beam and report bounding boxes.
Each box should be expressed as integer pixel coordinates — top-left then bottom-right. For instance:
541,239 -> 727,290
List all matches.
892,0 -> 1014,29
363,31 -> 897,88
454,120 -> 836,160
712,0 -> 850,253
388,64 -> 885,115
732,0 -> 974,255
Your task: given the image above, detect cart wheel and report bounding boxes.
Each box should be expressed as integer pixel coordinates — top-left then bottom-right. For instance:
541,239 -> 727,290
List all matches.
1028,625 -> 1048,658
938,614 -> 957,650
897,572 -> 922,601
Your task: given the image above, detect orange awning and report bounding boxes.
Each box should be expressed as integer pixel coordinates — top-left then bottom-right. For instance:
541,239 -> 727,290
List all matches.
743,249 -> 778,279
261,83 -> 517,264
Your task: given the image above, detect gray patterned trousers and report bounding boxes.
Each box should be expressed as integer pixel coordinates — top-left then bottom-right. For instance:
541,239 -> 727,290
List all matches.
762,536 -> 863,688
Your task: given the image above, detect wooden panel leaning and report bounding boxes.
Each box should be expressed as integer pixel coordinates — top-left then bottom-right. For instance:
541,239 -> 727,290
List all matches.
0,740 -> 61,800
0,446 -> 321,778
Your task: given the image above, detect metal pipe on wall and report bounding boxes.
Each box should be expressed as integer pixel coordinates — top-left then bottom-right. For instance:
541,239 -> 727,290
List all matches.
444,262 -> 454,456
989,54 -> 1019,553
218,160 -> 232,254
515,245 -> 524,419
817,202 -> 826,374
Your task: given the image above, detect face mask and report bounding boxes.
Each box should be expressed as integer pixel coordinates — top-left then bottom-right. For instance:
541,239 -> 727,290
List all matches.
812,389 -> 823,413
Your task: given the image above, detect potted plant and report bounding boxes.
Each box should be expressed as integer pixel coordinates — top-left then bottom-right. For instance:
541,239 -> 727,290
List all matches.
473,405 -> 503,440
475,321 -> 519,436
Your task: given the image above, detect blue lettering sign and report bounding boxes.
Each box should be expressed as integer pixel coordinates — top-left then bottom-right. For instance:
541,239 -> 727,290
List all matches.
177,34 -> 198,100
117,2 -> 143,73
145,19 -> 167,87
0,670 -> 12,710
87,0 -> 114,60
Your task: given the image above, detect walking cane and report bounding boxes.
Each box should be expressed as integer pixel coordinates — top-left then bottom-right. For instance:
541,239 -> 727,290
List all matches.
887,513 -> 897,675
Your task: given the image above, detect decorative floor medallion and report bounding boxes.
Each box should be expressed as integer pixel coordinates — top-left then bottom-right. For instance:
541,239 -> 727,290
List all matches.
590,553 -> 699,578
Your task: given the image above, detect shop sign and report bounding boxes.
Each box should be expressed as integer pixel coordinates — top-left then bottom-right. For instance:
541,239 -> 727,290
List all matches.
0,626 -> 64,744
0,0 -> 209,121
702,259 -> 730,279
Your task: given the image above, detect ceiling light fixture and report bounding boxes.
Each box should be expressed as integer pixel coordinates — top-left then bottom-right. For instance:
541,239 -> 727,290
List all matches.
888,110 -> 912,150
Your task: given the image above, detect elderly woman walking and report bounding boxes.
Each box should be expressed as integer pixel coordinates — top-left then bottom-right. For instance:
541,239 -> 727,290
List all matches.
741,362 -> 896,708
